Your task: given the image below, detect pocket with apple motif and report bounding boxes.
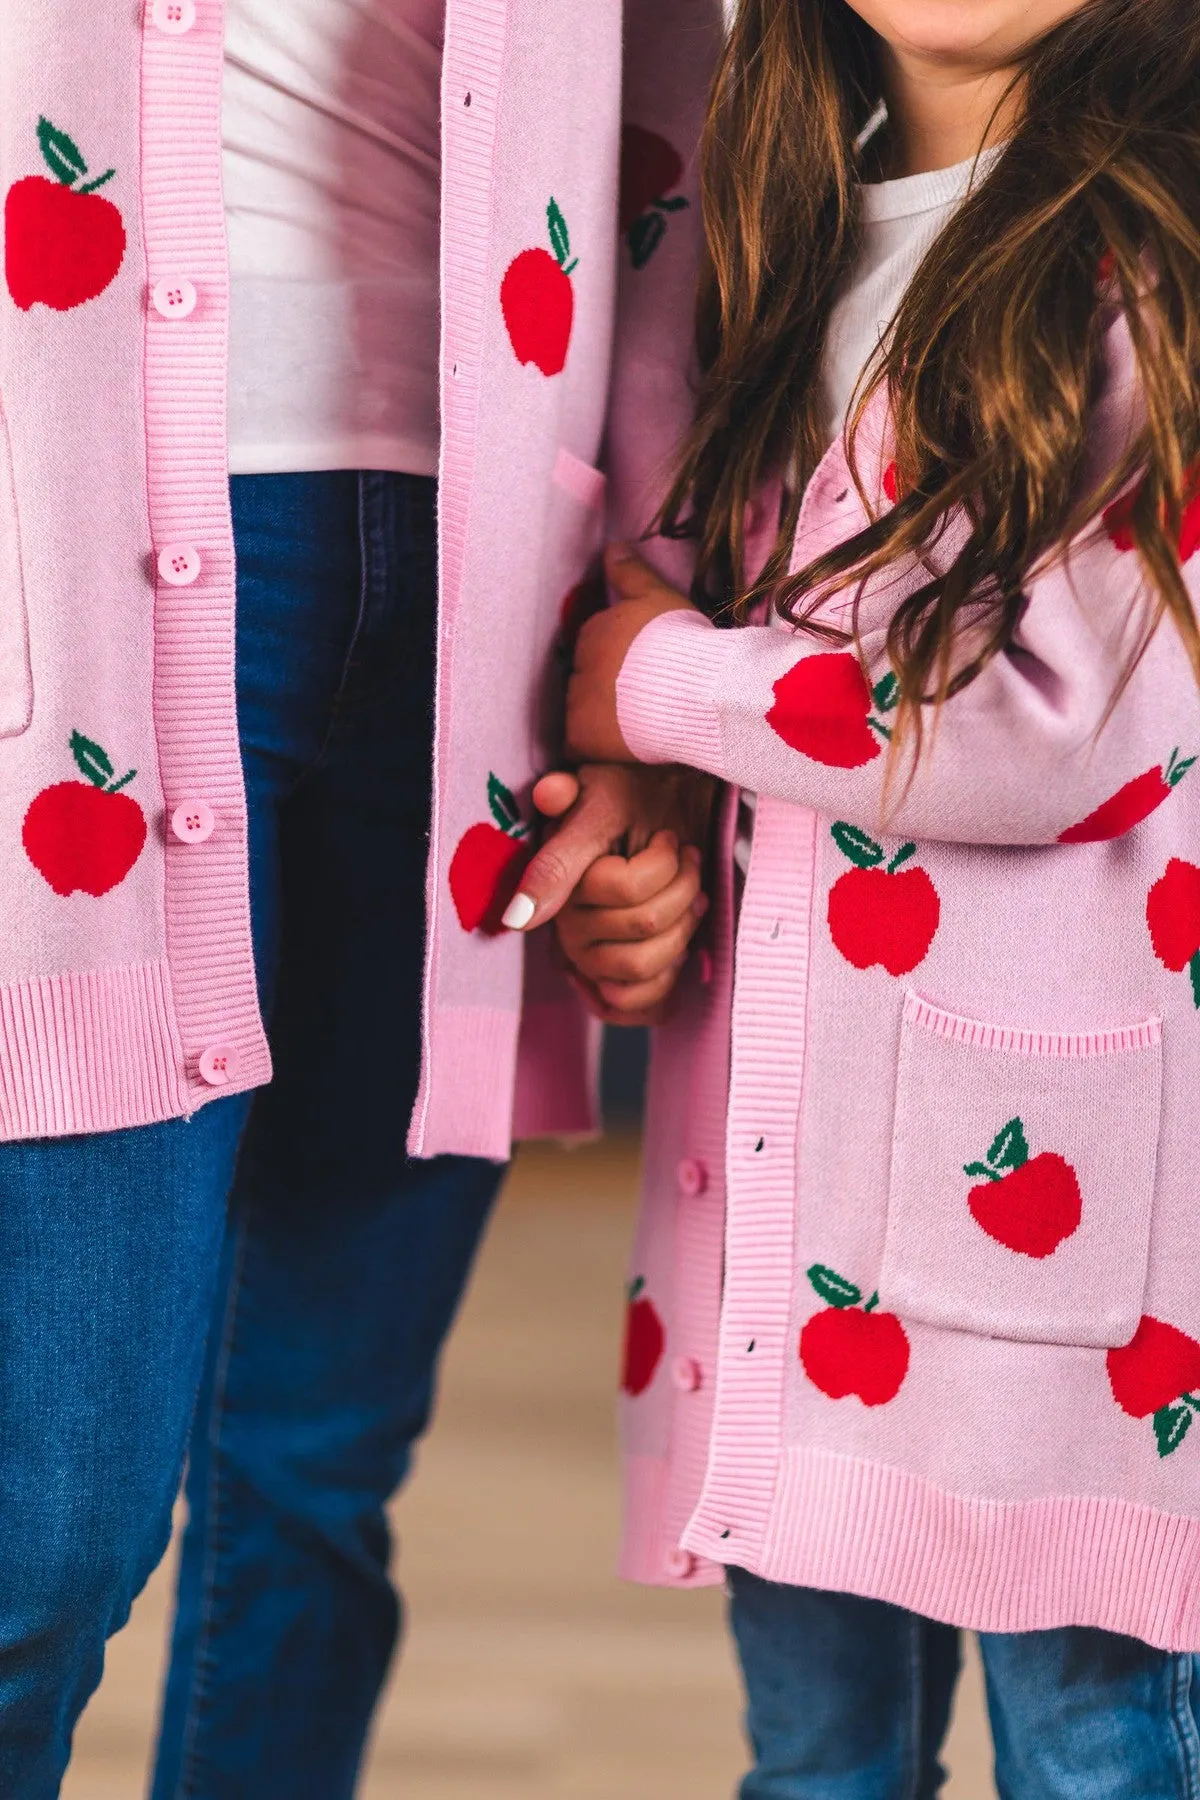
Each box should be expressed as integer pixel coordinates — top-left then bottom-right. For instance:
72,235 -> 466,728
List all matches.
0,394 -> 33,737
877,992 -> 1163,1348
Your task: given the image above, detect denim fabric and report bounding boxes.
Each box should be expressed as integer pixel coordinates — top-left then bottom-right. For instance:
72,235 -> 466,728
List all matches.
727,1567 -> 1200,1800
0,472 -> 502,1800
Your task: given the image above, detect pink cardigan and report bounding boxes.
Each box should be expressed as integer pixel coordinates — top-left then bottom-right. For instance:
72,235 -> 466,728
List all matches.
0,0 -> 719,1155
614,320 -> 1200,1650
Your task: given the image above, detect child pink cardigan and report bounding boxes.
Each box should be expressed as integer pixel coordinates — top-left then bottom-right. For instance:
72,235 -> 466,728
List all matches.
614,323 -> 1200,1649
0,0 -> 718,1156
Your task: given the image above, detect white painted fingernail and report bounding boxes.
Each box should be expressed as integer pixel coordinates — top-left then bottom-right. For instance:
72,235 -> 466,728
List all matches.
502,893 -> 537,931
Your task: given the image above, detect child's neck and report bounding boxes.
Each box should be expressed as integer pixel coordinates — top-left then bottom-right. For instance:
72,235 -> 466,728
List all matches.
877,44 -> 1020,179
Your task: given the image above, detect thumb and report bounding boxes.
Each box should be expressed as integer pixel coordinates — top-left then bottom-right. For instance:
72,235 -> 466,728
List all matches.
604,541 -> 684,605
502,776 -> 632,931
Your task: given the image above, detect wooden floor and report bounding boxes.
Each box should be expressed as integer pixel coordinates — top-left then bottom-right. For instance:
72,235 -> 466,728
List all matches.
63,1136 -> 996,1799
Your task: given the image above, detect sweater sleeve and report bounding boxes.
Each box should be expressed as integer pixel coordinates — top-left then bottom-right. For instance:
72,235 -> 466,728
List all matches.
615,564 -> 1200,846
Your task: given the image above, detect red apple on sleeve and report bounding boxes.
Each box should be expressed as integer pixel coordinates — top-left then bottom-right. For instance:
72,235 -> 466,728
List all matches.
621,1276 -> 666,1396
766,654 -> 899,768
1058,749 -> 1194,844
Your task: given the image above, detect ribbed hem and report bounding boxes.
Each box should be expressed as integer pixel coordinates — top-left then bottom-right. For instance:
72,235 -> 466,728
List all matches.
619,1454 -> 722,1588
0,960 -> 194,1139
512,999 -> 601,1142
615,611 -> 730,775
407,1004 -> 519,1162
684,1446 -> 1200,1653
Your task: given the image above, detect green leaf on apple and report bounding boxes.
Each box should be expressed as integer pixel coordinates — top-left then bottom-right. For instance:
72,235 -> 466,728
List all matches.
1154,1402 -> 1191,1458
629,212 -> 666,270
70,730 -> 114,789
987,1117 -> 1028,1172
1190,950 -> 1200,1010
872,672 -> 899,713
37,117 -> 87,188
831,821 -> 884,869
487,772 -> 522,835
1167,747 -> 1196,789
806,1264 -> 862,1309
548,197 -> 574,271
887,843 -> 917,873
655,195 -> 690,213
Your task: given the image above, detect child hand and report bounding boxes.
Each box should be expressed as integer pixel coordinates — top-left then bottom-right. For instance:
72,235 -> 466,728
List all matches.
555,833 -> 708,1024
564,544 -> 697,764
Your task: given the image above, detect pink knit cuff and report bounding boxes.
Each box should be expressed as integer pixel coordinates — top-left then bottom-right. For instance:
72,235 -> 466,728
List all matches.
615,609 -> 730,775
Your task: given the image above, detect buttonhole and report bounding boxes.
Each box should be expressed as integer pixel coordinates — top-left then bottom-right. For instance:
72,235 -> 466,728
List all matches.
769,920 -> 781,941
753,1137 -> 765,1154
464,92 -> 472,106
746,1340 -> 755,1353
452,362 -> 461,378
833,488 -> 849,504
720,1529 -> 731,1540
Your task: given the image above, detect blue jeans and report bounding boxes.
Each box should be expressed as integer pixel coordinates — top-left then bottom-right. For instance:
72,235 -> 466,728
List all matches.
728,1569 -> 1200,1800
0,472 -> 502,1800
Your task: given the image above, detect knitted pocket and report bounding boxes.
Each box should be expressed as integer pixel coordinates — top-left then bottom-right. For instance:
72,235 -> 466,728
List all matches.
0,396 -> 32,737
878,993 -> 1163,1348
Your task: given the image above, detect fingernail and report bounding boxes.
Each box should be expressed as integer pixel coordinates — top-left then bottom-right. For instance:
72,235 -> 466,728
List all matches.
502,893 -> 537,931
692,892 -> 710,918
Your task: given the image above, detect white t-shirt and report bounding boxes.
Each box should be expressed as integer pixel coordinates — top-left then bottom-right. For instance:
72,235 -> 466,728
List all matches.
222,0 -> 444,477
736,149 -> 997,871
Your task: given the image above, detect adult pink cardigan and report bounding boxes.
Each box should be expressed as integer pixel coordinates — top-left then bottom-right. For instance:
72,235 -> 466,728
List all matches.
0,0 -> 718,1150
617,322 -> 1200,1650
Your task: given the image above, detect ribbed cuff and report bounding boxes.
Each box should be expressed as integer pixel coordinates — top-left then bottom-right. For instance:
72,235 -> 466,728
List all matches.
616,610 -> 730,775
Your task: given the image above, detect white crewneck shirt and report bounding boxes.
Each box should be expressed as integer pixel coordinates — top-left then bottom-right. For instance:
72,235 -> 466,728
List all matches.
736,148 -> 998,871
222,0 -> 444,478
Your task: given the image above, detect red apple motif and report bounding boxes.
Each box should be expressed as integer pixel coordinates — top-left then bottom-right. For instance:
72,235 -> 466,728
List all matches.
766,653 -> 898,768
501,198 -> 577,377
23,731 -> 146,897
799,1264 -> 910,1406
1108,1315 -> 1200,1458
5,118 -> 125,313
1058,748 -> 1195,844
1104,463 -> 1200,564
826,822 -> 939,975
448,773 -> 532,935
1146,856 -> 1200,1007
619,124 -> 689,269
964,1117 -> 1082,1259
621,1275 -> 665,1396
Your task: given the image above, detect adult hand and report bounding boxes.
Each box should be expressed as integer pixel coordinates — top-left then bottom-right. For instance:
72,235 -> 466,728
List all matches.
563,543 -> 697,764
500,761 -> 715,932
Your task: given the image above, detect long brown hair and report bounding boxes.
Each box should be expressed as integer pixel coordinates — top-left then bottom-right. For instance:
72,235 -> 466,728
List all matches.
660,0 -> 1200,745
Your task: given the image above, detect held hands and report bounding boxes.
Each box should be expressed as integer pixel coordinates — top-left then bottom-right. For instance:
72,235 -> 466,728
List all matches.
564,543 -> 696,764
499,762 -> 715,1027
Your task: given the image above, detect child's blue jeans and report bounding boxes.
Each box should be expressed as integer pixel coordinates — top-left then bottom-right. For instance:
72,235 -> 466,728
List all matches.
728,1567 -> 1200,1799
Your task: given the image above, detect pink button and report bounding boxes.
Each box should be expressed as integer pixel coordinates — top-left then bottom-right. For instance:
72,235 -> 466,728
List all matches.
151,0 -> 196,30
671,1356 -> 702,1393
665,1548 -> 696,1580
676,1157 -> 707,1198
198,1045 -> 237,1087
152,277 -> 197,320
157,544 -> 201,586
171,801 -> 214,845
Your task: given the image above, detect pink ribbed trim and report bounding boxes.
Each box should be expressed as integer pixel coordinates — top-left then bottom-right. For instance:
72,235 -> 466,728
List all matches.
679,795 -> 819,1564
411,0 -> 509,1161
615,611 -> 729,774
0,960 -> 188,1139
904,993 -> 1162,1059
410,1005 -> 518,1163
140,0 -> 271,1110
685,1446 -> 1200,1653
